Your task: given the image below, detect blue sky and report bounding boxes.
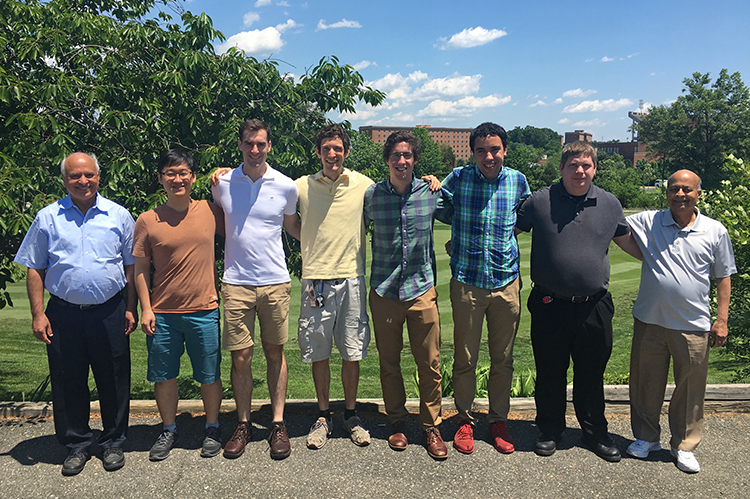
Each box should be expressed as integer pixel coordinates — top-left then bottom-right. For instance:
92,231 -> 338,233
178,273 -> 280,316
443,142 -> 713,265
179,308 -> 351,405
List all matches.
179,0 -> 750,142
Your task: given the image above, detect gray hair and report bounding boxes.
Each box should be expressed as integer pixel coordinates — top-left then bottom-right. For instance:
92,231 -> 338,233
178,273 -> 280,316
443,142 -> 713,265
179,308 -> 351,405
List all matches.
60,153 -> 100,176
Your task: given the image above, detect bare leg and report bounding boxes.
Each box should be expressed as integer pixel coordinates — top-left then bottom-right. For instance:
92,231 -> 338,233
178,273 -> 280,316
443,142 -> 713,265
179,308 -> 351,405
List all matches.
312,359 -> 331,411
154,378 -> 179,427
231,347 -> 254,422
201,379 -> 223,425
263,342 -> 287,422
342,360 -> 360,411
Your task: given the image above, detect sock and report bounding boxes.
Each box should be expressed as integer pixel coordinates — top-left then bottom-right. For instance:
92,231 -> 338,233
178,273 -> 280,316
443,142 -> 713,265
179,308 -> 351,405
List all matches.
205,421 -> 219,429
344,408 -> 356,420
164,423 -> 177,434
318,410 -> 332,421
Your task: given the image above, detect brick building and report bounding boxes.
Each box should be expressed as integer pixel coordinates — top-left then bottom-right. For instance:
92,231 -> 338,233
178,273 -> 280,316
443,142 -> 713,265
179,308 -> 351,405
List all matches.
359,125 -> 474,160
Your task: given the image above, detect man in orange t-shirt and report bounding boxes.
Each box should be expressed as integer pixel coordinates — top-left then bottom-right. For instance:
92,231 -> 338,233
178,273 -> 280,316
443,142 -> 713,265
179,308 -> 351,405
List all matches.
133,149 -> 225,461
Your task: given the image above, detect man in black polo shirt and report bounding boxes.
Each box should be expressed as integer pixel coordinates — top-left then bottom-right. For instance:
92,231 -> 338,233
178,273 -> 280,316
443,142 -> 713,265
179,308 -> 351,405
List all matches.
515,141 -> 639,462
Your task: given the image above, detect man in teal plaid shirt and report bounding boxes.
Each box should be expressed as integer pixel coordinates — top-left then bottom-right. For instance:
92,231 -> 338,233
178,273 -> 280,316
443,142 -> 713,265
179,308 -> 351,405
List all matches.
441,122 -> 531,455
364,131 -> 452,460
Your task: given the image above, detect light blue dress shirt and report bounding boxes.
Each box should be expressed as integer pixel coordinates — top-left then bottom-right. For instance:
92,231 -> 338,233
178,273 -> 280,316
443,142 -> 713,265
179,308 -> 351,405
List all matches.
14,194 -> 135,305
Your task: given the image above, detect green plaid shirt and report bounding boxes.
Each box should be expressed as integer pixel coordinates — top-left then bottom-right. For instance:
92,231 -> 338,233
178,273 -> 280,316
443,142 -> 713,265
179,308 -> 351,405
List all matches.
441,165 -> 530,289
364,177 -> 450,301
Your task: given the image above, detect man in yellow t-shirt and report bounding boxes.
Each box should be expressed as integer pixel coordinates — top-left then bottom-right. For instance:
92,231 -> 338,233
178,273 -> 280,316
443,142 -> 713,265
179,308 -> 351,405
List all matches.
289,124 -> 374,449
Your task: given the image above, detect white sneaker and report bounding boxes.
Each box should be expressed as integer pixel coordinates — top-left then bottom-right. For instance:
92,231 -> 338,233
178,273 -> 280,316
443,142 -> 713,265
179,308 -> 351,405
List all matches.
626,439 -> 661,458
670,447 -> 700,473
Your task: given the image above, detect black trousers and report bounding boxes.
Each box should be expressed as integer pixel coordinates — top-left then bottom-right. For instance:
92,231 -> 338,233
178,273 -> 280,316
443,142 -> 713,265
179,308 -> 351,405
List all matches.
528,287 -> 614,438
45,294 -> 131,453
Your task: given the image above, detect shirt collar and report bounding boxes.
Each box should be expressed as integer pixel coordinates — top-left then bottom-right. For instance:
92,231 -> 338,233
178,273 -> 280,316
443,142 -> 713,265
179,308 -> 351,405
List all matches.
472,164 -> 506,183
238,162 -> 273,181
385,175 -> 417,195
312,167 -> 352,183
60,193 -> 106,215
555,180 -> 596,200
663,207 -> 705,232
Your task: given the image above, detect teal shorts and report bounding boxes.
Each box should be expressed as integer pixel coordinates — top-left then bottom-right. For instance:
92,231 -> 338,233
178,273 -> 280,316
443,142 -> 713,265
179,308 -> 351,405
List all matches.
147,308 -> 221,384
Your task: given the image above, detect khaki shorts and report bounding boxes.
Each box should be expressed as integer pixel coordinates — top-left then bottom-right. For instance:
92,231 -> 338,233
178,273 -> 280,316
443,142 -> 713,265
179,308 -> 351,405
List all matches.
298,277 -> 370,362
222,282 -> 290,351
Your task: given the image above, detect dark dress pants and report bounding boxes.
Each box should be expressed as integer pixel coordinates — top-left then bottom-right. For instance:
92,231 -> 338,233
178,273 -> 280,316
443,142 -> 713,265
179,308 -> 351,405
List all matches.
528,287 -> 614,439
45,294 -> 131,453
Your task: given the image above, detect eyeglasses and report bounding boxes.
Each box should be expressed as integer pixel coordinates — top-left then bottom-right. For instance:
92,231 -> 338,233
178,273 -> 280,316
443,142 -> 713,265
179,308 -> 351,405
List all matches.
389,152 -> 414,161
160,170 -> 193,180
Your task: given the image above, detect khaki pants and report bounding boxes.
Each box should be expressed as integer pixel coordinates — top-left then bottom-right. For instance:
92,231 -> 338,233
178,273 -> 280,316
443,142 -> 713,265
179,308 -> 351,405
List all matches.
630,318 -> 710,451
451,277 -> 520,424
369,287 -> 442,428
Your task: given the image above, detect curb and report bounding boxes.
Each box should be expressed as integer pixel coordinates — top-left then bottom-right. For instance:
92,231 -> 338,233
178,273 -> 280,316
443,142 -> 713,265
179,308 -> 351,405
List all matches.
3,384 -> 749,418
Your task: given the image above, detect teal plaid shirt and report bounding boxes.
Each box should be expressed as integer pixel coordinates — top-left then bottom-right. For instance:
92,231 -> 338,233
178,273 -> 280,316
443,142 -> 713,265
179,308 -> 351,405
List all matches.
441,165 -> 530,290
364,177 -> 450,301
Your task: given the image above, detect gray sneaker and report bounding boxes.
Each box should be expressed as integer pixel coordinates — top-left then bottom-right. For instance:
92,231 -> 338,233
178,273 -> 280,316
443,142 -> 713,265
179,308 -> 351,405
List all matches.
149,430 -> 177,461
201,426 -> 222,458
306,417 -> 332,449
343,415 -> 371,446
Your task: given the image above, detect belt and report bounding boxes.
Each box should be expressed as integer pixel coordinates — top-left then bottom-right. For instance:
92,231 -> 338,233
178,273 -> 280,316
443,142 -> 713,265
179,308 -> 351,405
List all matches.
49,292 -> 121,310
533,285 -> 606,304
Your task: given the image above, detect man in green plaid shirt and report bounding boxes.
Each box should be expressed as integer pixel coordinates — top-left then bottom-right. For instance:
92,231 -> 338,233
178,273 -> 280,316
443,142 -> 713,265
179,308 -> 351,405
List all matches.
442,122 -> 531,455
364,131 -> 452,460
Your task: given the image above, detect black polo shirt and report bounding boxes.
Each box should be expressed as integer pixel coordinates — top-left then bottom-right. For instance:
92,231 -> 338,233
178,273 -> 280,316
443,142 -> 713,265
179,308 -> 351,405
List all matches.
515,181 -> 629,297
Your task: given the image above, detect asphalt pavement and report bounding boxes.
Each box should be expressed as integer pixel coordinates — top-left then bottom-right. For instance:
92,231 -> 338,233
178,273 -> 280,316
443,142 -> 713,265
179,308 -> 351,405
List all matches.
1,403 -> 749,499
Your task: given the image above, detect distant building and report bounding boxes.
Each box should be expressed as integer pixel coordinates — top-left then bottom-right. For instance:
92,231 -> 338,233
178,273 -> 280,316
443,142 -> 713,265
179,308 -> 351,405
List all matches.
359,125 -> 474,160
563,119 -> 649,165
564,130 -> 593,144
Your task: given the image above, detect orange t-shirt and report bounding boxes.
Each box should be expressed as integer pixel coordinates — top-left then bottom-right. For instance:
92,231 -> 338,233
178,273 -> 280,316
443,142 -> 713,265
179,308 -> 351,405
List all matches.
133,200 -> 224,313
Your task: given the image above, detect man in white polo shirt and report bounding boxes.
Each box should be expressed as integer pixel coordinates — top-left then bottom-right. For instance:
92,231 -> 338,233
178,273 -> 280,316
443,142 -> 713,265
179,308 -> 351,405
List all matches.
623,169 -> 735,473
211,119 -> 298,460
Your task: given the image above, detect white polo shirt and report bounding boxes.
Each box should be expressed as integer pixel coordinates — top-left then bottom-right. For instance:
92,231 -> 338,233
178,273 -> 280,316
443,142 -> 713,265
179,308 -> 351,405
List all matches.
628,209 -> 736,331
212,164 -> 298,286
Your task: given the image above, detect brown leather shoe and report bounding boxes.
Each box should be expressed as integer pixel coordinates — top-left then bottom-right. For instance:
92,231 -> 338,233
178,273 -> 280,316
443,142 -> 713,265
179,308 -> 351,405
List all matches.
423,426 -> 448,460
268,421 -> 291,460
223,423 -> 251,459
388,420 -> 408,451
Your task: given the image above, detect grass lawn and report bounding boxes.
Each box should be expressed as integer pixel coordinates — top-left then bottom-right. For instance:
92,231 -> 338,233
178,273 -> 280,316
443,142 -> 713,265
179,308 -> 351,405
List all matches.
1,224 -> 743,401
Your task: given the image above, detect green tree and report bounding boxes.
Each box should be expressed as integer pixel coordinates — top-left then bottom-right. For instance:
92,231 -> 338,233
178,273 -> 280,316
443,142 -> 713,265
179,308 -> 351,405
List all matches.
411,127 -> 444,179
698,155 -> 750,380
347,130 -> 386,182
506,125 -> 562,155
637,69 -> 750,190
0,0 -> 385,305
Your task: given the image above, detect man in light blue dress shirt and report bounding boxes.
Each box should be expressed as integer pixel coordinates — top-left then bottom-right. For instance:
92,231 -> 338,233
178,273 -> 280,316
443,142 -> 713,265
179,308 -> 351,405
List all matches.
14,152 -> 137,476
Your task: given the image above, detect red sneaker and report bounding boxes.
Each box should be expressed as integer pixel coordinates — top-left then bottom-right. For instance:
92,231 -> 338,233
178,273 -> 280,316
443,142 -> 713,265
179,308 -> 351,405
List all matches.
453,420 -> 475,454
488,421 -> 515,454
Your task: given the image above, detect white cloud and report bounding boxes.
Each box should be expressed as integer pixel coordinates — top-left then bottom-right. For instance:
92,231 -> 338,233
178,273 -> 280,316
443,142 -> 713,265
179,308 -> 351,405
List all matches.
553,98 -> 563,104
663,99 -> 677,106
530,100 -> 547,107
243,12 -> 260,27
275,19 -> 300,33
353,60 -> 376,71
277,0 -> 289,5
439,26 -> 507,49
216,27 -> 284,56
573,118 -> 606,128
255,0 -> 271,6
412,73 -> 482,100
562,88 -> 597,99
417,94 -> 511,117
601,56 -> 614,62
558,118 -> 571,124
316,19 -> 362,31
585,58 -> 594,63
562,98 -> 633,113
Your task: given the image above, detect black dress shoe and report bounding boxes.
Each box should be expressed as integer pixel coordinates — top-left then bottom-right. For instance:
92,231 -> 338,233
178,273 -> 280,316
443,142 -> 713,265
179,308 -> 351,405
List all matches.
62,450 -> 90,476
535,435 -> 560,456
582,434 -> 621,462
102,447 -> 125,471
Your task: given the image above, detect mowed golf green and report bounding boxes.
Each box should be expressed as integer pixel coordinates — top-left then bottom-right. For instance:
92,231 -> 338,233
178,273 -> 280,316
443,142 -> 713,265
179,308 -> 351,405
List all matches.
0,223 -> 742,401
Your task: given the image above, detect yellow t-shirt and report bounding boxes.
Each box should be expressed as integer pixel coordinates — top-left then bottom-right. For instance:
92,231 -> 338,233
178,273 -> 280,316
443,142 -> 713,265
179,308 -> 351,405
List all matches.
295,169 -> 373,279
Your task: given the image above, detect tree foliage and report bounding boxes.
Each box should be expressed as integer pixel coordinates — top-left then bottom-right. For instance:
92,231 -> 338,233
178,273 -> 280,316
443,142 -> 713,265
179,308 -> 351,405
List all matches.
698,155 -> 750,380
0,0 -> 385,304
638,69 -> 750,190
347,130 -> 386,182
